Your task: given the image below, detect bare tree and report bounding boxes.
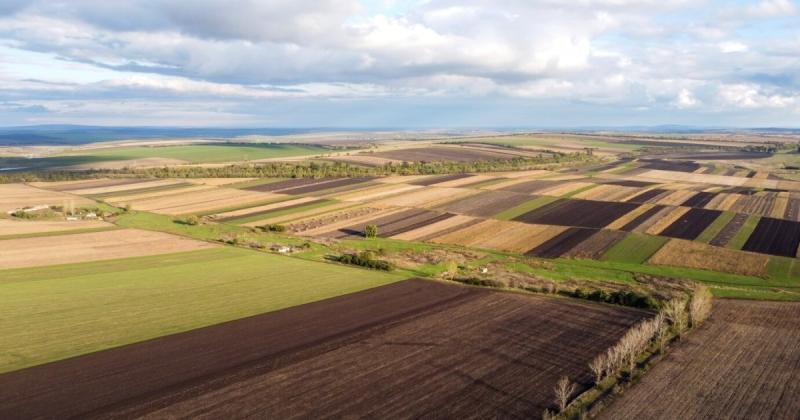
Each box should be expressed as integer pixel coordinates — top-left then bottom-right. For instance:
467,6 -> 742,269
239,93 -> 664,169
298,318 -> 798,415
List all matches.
664,298 -> 688,337
689,285 -> 712,328
554,376 -> 577,412
589,353 -> 607,383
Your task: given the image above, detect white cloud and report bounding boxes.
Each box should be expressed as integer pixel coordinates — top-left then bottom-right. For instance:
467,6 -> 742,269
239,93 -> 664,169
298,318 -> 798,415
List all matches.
717,83 -> 797,108
673,88 -> 700,108
718,41 -> 748,53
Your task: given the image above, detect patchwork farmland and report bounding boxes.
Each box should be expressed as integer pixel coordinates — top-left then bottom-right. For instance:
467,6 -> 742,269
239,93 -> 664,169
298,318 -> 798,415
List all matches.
2,131 -> 800,419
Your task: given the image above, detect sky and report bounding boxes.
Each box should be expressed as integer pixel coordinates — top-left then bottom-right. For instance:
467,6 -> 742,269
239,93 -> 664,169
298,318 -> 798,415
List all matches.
0,0 -> 798,128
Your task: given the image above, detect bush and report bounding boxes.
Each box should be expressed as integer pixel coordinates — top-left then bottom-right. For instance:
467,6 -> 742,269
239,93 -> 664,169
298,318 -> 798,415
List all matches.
258,224 -> 286,232
175,215 -> 200,225
364,224 -> 378,238
454,277 -> 505,288
335,251 -> 393,271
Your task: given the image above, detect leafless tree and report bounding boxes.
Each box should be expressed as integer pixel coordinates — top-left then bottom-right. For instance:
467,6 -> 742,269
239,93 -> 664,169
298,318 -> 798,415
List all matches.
554,376 -> 577,412
689,285 -> 712,328
589,353 -> 607,383
664,298 -> 688,337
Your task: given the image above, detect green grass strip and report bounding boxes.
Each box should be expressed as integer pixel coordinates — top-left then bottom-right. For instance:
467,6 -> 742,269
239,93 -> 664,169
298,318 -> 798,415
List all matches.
695,211 -> 735,243
766,256 -> 799,283
561,183 -> 600,198
0,225 -> 122,241
494,196 -> 560,220
726,214 -> 760,250
225,199 -> 338,225
600,233 -> 668,264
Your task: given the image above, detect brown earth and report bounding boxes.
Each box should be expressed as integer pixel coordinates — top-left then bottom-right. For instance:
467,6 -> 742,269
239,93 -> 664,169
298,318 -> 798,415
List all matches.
0,218 -> 112,236
434,189 -> 532,217
0,279 -> 648,419
0,183 -> 94,213
648,239 -> 769,277
0,229 -> 216,269
600,300 -> 800,420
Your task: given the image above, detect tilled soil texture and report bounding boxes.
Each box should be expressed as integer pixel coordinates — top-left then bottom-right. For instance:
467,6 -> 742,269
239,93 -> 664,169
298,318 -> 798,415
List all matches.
639,159 -> 701,172
278,177 -> 373,195
526,227 -> 598,258
329,208 -> 454,239
434,190 -> 533,217
371,146 -> 526,162
598,180 -> 657,188
624,188 -> 669,204
618,205 -> 666,232
408,173 -> 475,186
514,199 -> 640,229
786,198 -> 800,221
658,208 -> 723,240
600,300 -> 800,420
496,179 -> 562,194
560,230 -> 627,259
730,192 -> 777,217
709,213 -> 749,246
241,178 -> 333,193
0,279 -> 648,419
742,217 -> 800,257
681,191 -> 717,208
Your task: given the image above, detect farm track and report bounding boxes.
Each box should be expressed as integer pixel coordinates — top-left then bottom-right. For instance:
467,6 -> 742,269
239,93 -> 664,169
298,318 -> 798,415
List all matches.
601,300 -> 800,420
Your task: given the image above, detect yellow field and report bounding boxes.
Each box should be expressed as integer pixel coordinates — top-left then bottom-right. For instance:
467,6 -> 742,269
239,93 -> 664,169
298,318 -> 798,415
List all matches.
0,184 -> 94,213
648,239 -> 769,277
0,228 -> 216,269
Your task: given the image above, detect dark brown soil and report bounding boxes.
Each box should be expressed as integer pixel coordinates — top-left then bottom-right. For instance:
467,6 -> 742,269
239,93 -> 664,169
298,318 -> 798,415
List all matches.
0,279 -> 647,420
639,159 -> 700,172
498,179 -> 562,194
279,177 -> 372,195
435,190 -> 532,217
742,217 -> 800,257
329,208 -> 453,238
625,188 -> 669,204
600,300 -> 800,420
619,205 -> 667,232
561,230 -> 627,259
681,191 -> 717,208
514,199 -> 640,229
242,177 -> 326,192
215,198 -> 327,222
526,227 -> 598,258
658,208 -> 722,240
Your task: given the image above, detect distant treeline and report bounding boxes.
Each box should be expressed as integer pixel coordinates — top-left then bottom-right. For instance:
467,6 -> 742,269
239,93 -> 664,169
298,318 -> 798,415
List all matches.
0,153 -> 593,183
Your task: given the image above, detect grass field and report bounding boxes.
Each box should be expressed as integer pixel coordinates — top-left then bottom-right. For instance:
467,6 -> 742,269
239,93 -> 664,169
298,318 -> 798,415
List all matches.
695,211 -> 735,243
67,144 -> 329,164
600,233 -> 668,264
0,247 -> 405,373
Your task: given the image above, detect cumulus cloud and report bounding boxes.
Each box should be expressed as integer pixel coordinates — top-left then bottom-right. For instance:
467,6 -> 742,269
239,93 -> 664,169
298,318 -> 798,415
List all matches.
0,0 -> 797,126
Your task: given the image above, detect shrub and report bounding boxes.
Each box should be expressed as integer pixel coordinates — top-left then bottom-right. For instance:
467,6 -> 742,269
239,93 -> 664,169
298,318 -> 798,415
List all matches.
258,224 -> 286,232
364,224 -> 378,238
335,251 -> 393,271
175,215 -> 200,225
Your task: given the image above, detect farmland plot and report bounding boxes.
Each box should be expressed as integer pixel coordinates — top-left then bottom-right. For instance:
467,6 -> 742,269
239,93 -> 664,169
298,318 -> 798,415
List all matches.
742,217 -> 800,257
649,239 -> 769,277
327,208 -> 454,239
601,300 -> 800,420
0,229 -> 216,269
0,280 -> 648,419
0,218 -> 112,237
121,187 -> 278,215
513,199 -> 639,229
0,183 -> 94,213
526,228 -> 598,258
371,145 -> 524,162
434,190 -> 532,217
430,219 -> 567,253
658,208 -> 722,240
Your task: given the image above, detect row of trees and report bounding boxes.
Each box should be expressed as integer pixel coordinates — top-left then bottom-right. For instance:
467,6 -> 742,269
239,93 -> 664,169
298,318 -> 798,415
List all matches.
0,153 -> 593,183
549,285 -> 713,418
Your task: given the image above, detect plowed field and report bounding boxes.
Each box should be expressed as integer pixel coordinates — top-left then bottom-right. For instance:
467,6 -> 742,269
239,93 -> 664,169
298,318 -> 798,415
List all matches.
601,300 -> 800,420
0,280 -> 647,419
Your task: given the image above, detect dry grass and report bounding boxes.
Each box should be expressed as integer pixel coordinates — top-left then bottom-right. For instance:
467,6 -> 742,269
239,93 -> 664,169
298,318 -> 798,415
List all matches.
67,179 -> 184,195
372,187 -> 481,208
187,178 -> 256,186
211,196 -> 312,219
432,174 -> 497,188
656,190 -> 696,206
123,187 -> 277,215
0,219 -> 112,236
391,214 -> 478,241
542,182 -> 598,197
605,204 -> 655,230
648,239 -> 768,277
105,185 -> 214,204
431,219 -> 567,253
0,228 -> 216,269
771,192 -> 790,218
645,207 -> 691,235
0,184 -> 94,213
333,183 -> 422,202
638,170 -> 749,187
704,193 -> 739,211
241,201 -> 354,227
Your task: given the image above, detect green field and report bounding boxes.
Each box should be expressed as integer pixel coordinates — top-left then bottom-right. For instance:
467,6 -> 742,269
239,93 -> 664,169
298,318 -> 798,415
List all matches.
601,233 -> 668,264
726,214 -> 760,250
696,211 -> 735,243
67,143 -> 329,164
0,247 -> 405,373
